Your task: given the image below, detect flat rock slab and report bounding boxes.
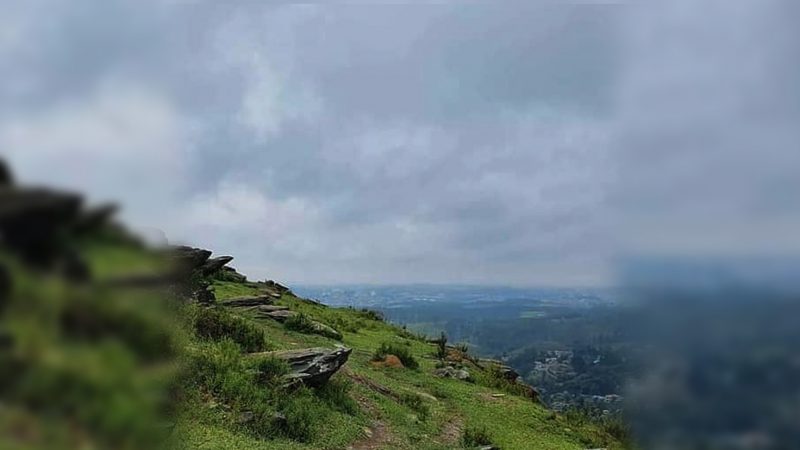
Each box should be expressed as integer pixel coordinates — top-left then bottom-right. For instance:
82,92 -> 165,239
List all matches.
260,309 -> 296,322
254,346 -> 352,387
257,305 -> 290,313
223,295 -> 274,307
200,256 -> 234,275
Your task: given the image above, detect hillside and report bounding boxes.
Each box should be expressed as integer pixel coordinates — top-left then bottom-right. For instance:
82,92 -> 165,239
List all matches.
0,161 -> 627,450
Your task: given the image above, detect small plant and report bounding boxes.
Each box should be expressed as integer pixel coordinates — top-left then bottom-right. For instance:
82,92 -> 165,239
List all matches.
315,378 -> 358,415
251,356 -> 289,386
399,392 -> 429,420
476,364 -> 535,399
461,424 -> 492,447
194,307 -> 268,352
275,395 -> 321,442
372,342 -> 419,369
358,308 -> 385,322
284,313 -> 317,334
435,332 -> 448,360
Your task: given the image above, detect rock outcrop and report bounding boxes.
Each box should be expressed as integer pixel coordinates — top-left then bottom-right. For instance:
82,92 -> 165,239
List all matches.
170,246 -> 212,273
200,256 -> 234,276
254,346 -> 352,387
223,295 -> 274,308
264,280 -> 292,296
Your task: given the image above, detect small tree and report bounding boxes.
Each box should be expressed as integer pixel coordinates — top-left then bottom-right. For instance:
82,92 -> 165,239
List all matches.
435,331 -> 448,360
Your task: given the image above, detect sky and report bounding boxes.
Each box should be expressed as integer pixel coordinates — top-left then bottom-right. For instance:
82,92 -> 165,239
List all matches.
1,1 -> 798,286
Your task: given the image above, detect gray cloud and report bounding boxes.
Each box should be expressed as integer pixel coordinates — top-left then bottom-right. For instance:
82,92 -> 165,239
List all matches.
2,1 -> 795,286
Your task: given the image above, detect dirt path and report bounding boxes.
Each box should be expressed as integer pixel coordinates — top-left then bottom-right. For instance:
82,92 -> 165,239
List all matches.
435,413 -> 464,446
347,393 -> 395,450
348,418 -> 392,450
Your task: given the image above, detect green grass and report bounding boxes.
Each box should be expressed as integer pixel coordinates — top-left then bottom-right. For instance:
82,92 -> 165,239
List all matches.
213,280 -> 264,300
6,239 -> 628,450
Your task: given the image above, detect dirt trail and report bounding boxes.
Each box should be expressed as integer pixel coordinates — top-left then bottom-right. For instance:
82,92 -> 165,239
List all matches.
347,393 -> 395,450
436,413 -> 464,446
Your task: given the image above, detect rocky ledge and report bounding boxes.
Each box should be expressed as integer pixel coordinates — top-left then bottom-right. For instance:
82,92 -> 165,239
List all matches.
252,346 -> 352,387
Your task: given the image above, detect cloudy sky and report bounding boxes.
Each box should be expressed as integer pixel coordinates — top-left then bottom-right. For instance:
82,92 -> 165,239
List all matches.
2,1 -> 798,286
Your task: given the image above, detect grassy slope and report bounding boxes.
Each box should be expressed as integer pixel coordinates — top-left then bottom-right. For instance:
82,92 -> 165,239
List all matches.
54,241 -> 624,450
197,280 -> 625,450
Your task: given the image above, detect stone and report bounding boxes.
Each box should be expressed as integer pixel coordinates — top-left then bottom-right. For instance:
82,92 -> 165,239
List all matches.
223,295 -> 274,307
200,256 -> 234,276
434,366 -> 471,381
220,266 -> 246,283
498,366 -> 520,382
311,321 -> 342,340
170,246 -> 212,272
260,309 -> 296,322
264,280 -> 292,295
257,305 -> 289,313
254,346 -> 352,387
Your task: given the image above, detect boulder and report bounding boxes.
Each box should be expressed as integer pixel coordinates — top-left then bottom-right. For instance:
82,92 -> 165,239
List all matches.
219,266 -> 246,283
264,279 -> 292,295
311,321 -> 342,340
223,295 -> 274,307
255,346 -> 352,387
434,366 -> 471,381
261,309 -> 296,322
170,246 -> 212,272
498,366 -> 520,382
200,256 -> 234,276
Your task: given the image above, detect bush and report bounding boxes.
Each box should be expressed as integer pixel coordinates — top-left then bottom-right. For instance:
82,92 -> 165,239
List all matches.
372,342 -> 419,370
194,307 -> 269,353
358,308 -> 384,322
251,356 -> 290,386
461,424 -> 492,447
476,364 -> 534,399
284,313 -> 317,334
275,394 -> 326,442
435,332 -> 448,360
399,392 -> 429,421
315,378 -> 358,415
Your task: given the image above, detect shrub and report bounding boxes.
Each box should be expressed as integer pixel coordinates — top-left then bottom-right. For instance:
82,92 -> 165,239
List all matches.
435,332 -> 448,360
194,307 -> 269,353
358,308 -> 385,322
476,364 -> 533,399
251,356 -> 290,386
275,394 -> 326,442
461,424 -> 492,447
284,313 -> 317,334
399,392 -> 429,421
315,378 -> 358,415
372,342 -> 419,370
